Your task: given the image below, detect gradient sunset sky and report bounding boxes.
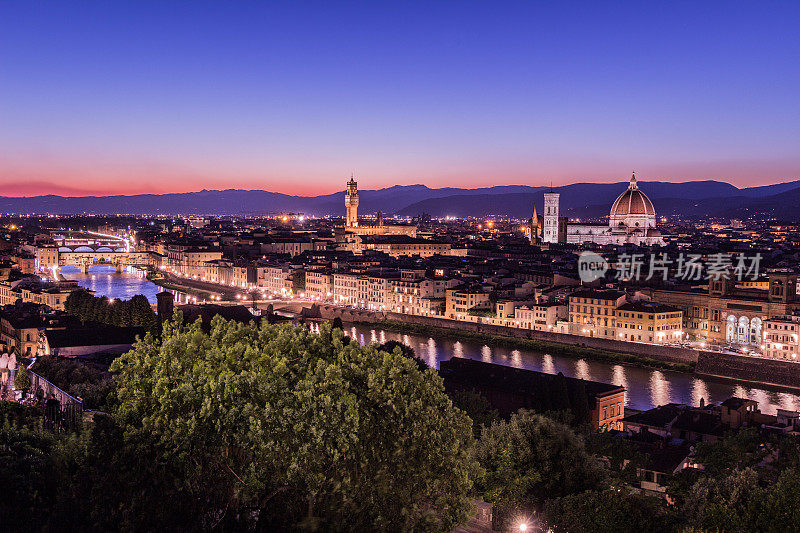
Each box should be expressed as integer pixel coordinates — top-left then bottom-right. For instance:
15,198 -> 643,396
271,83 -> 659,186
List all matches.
2,1 -> 799,197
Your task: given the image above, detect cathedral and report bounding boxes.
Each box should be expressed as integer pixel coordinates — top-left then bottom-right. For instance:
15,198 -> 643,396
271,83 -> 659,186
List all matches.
530,173 -> 665,247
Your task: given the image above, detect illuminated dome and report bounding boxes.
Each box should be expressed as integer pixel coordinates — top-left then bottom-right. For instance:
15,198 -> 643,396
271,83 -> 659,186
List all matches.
610,173 -> 655,217
609,173 -> 657,230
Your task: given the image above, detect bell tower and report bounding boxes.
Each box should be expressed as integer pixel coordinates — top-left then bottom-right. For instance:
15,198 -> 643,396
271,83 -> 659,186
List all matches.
768,270 -> 798,303
345,175 -> 359,227
543,191 -> 560,243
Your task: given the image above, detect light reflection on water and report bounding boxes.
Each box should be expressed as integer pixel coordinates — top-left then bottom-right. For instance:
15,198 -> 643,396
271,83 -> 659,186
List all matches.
345,323 -> 800,415
575,359 -> 591,381
49,274 -> 799,415
649,371 -> 671,408
481,345 -> 492,363
612,365 -> 627,392
61,266 -> 163,304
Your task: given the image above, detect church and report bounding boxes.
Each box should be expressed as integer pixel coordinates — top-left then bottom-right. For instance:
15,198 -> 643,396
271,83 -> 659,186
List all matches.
528,173 -> 665,247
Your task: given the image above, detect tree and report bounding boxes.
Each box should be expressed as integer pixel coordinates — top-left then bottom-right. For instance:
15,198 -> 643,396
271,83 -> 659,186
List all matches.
0,424 -> 63,531
449,388 -> 500,437
128,294 -> 157,332
746,468 -> 800,532
331,316 -> 343,331
584,430 -> 645,484
474,410 -> 604,529
543,488 -> 676,533
14,364 -> 31,392
676,467 -> 760,532
110,315 -> 478,531
691,427 -> 768,475
378,339 -> 427,370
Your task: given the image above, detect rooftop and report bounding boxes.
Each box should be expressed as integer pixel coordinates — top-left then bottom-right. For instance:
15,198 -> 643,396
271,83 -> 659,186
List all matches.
617,301 -> 682,314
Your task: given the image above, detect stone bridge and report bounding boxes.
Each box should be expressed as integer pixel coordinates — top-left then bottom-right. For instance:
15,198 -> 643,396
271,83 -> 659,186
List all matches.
50,250 -> 159,274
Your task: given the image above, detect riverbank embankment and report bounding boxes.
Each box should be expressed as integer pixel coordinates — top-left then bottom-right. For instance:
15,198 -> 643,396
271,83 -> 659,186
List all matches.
305,304 -> 698,373
307,304 -> 800,391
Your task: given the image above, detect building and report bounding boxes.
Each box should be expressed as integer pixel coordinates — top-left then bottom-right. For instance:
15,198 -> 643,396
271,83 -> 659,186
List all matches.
719,397 -> 770,429
646,270 -> 800,346
543,191 -> 560,244
524,205 -> 542,244
255,264 -> 295,295
353,235 -> 451,257
439,357 -> 626,431
445,285 -> 492,319
340,177 -> 417,236
387,271 -> 458,316
166,245 -> 223,278
333,272 -> 369,307
559,173 -> 665,246
345,175 -> 359,228
0,302 -> 74,357
514,302 -> 568,331
568,289 -> 627,338
635,442 -> 692,495
39,326 -> 144,358
366,274 -> 394,310
304,269 -> 334,300
614,301 -> 684,344
763,315 -> 800,359
0,277 -> 79,311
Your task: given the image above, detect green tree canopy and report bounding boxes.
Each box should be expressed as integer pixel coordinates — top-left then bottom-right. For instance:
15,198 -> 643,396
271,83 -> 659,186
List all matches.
14,364 -> 31,391
543,488 -> 676,533
110,314 -> 477,531
474,410 -> 604,528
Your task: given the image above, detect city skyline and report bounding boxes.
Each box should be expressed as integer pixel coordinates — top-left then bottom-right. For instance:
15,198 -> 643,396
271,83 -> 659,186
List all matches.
3,2 -> 800,196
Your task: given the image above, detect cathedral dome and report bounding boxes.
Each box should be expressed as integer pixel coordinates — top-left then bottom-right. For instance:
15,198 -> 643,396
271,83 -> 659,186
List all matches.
610,173 -> 655,218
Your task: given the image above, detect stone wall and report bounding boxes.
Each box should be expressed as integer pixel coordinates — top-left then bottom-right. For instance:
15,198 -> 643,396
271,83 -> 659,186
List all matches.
308,304 -> 699,365
696,352 -> 800,390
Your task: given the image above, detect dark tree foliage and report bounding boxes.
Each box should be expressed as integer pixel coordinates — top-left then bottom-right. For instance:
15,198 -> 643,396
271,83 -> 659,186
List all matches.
0,424 -> 62,530
448,388 -> 500,437
0,317 -> 478,531
31,357 -> 114,410
0,402 -> 43,429
543,488 -> 677,533
666,431 -> 800,532
64,289 -> 157,333
474,410 -> 605,529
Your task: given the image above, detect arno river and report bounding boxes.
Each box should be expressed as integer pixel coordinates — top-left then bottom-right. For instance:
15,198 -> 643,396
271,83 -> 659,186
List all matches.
335,323 -> 800,415
66,268 -> 800,415
61,265 -> 163,303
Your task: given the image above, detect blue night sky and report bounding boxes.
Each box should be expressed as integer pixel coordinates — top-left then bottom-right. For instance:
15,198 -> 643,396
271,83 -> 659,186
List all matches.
1,1 -> 799,196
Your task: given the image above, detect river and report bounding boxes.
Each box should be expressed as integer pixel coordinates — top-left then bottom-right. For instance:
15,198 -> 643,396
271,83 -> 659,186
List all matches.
61,265 -> 164,303
330,323 -> 800,415
55,268 -> 800,415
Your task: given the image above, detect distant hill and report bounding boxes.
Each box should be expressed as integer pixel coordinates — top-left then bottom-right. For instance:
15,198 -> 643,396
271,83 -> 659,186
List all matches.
395,180 -> 800,220
0,179 -> 798,220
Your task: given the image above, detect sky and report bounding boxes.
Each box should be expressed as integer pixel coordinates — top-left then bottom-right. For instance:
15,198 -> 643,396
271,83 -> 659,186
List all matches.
1,1 -> 799,197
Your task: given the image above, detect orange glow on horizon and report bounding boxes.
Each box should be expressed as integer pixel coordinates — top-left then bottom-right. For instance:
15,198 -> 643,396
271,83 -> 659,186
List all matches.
0,157 -> 795,197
